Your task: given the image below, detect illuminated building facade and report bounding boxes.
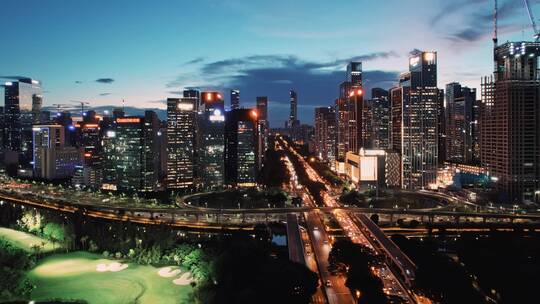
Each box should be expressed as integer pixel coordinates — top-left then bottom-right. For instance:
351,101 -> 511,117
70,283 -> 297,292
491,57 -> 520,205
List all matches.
32,125 -> 82,180
481,41 -> 540,203
198,92 -> 225,188
3,78 -> 42,171
445,82 -> 477,164
344,149 -> 397,189
102,112 -> 159,192
314,106 -> 336,164
166,97 -> 197,189
371,88 -> 390,150
225,108 -> 258,187
401,51 -> 439,190
336,62 -> 365,165
230,89 -> 240,110
256,96 -> 268,169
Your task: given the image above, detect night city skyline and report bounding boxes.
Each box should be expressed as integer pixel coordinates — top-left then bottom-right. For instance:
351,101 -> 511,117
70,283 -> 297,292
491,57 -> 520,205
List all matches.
1,1 -> 540,304
1,0 -> 539,125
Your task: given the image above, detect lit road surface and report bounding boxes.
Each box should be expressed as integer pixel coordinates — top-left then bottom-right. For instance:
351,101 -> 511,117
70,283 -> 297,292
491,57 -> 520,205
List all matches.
305,210 -> 355,304
280,138 -> 416,303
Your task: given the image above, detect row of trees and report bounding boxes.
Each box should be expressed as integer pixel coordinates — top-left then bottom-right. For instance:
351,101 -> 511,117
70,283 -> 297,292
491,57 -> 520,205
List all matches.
391,234 -> 486,303
191,235 -> 318,304
328,239 -> 388,304
0,238 -> 35,302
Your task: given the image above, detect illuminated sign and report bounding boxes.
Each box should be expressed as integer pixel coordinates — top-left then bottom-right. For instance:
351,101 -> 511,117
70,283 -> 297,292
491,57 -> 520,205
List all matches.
117,118 -> 141,123
83,124 -> 99,129
409,56 -> 420,67
209,109 -> 224,122
360,156 -> 377,181
106,131 -> 116,138
177,102 -> 194,111
4,82 -> 12,86
423,52 -> 435,61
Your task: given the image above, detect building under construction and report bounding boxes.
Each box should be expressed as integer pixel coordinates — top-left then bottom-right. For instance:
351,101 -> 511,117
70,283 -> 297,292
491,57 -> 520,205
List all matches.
480,41 -> 540,203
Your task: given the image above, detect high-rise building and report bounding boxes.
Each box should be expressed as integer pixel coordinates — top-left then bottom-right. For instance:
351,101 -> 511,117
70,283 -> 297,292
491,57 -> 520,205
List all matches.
340,62 -> 362,98
371,88 -> 390,150
335,62 -> 367,164
401,51 -> 439,190
287,90 -> 299,129
230,89 -> 240,110
166,97 -> 197,189
314,107 -> 336,163
224,108 -> 259,187
183,89 -> 200,112
102,112 -> 159,192
3,78 -> 42,171
445,82 -> 477,164
481,41 -> 540,203
256,96 -> 269,169
32,125 -> 82,180
198,92 -> 225,188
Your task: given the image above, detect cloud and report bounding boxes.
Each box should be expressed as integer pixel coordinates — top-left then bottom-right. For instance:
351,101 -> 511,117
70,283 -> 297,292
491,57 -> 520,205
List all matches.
99,92 -> 112,96
184,57 -> 205,65
168,53 -> 399,125
95,78 -> 115,84
431,0 -> 527,44
75,80 -> 83,84
167,91 -> 184,95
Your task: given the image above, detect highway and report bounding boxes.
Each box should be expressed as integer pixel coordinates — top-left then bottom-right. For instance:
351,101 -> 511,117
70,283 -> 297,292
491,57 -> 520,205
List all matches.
279,137 -> 416,303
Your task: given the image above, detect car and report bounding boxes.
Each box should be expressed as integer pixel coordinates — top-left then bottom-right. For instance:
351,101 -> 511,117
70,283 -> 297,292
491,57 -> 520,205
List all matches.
324,280 -> 332,287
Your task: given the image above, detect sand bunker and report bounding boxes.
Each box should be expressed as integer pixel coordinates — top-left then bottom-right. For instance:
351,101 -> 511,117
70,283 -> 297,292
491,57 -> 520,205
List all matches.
158,266 -> 182,278
96,262 -> 129,272
172,272 -> 194,285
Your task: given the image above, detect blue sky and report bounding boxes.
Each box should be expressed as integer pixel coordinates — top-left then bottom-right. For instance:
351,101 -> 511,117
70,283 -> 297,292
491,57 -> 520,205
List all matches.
1,0 -> 538,125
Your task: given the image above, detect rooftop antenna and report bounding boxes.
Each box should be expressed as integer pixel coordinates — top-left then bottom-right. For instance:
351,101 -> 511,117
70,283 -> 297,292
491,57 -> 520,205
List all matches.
122,99 -> 125,112
523,0 -> 540,41
493,0 -> 498,48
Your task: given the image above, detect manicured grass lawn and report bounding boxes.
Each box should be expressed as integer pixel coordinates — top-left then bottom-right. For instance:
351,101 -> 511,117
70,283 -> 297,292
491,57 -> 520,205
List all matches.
27,251 -> 193,304
0,227 -> 57,253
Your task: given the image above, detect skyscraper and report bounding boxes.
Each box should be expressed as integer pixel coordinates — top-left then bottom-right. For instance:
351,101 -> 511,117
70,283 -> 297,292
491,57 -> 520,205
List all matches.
102,112 -> 159,192
314,107 -> 336,164
198,92 -> 225,188
230,89 -> 240,110
401,51 -> 439,190
166,97 -> 197,189
390,86 -> 403,154
32,125 -> 82,180
3,78 -> 42,171
225,108 -> 258,187
256,96 -> 268,169
340,62 -> 362,98
370,88 -> 391,150
335,61 -> 366,164
445,82 -> 477,164
287,90 -> 299,128
481,41 -> 540,203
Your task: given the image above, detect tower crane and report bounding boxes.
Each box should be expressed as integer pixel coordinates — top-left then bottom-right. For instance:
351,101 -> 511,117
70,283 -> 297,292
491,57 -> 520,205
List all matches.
69,100 -> 90,116
523,0 -> 540,41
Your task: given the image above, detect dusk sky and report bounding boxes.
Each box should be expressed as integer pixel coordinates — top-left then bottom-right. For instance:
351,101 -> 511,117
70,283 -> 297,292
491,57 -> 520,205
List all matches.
1,0 -> 538,125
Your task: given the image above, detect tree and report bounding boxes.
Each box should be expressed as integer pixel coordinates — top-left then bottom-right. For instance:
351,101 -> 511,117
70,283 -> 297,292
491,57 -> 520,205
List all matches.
370,214 -> 379,225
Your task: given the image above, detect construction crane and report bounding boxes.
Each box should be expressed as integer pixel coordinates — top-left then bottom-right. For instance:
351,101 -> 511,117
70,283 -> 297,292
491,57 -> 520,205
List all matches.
51,103 -> 71,113
523,0 -> 540,41
69,100 -> 90,117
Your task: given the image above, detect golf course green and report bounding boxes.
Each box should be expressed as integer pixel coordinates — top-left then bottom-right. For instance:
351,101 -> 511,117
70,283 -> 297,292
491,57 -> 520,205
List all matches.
0,227 -> 57,253
27,251 -> 193,304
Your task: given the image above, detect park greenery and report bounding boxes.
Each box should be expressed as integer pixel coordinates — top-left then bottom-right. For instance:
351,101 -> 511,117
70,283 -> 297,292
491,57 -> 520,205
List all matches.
0,198 -> 318,303
391,234 -> 486,303
0,238 -> 35,301
188,188 -> 289,209
328,239 -> 388,304
259,137 -> 290,187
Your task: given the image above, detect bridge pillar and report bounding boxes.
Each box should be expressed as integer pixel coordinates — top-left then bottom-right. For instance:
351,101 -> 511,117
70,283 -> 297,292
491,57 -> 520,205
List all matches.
389,214 -> 394,224
454,216 -> 460,224
510,217 -> 514,223
420,215 -> 424,223
265,213 -> 268,223
429,215 -> 434,223
483,217 -> 487,223
242,212 -> 246,223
